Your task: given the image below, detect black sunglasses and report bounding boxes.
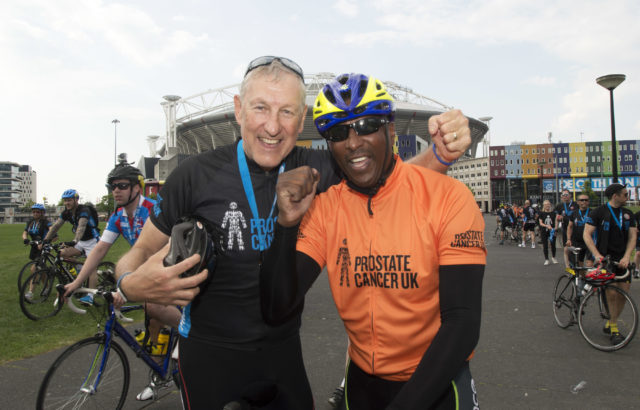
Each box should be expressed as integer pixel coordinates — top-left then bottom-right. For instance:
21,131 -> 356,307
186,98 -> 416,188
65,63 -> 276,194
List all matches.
109,182 -> 131,191
323,117 -> 389,142
244,56 -> 304,82
577,198 -> 589,202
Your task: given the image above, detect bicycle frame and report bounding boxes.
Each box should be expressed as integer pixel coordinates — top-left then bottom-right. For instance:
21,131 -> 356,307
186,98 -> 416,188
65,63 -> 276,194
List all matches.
65,289 -> 178,394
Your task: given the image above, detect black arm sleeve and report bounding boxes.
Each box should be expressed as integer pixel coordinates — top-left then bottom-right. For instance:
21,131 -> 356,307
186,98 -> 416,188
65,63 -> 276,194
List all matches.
387,264 -> 484,410
260,222 -> 323,326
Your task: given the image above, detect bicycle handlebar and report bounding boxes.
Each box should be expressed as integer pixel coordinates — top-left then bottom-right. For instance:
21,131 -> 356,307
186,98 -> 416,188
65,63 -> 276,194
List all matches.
55,284 -> 133,323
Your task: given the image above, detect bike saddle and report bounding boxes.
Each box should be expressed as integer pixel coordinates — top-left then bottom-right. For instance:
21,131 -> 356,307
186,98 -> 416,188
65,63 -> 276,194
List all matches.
163,217 -> 215,278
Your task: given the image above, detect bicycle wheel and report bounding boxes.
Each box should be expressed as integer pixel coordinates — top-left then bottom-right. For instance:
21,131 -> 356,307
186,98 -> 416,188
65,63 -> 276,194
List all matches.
17,260 -> 37,293
19,268 -> 64,321
552,273 -> 577,328
96,262 -> 116,291
578,285 -> 638,351
37,336 -> 130,410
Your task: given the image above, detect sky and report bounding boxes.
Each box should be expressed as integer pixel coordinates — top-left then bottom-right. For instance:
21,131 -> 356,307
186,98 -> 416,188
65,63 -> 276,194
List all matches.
2,0 -> 639,204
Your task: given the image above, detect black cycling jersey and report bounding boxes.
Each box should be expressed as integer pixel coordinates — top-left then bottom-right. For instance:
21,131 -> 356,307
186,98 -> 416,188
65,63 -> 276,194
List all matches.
150,141 -> 340,347
555,201 -> 577,227
569,208 -> 591,244
24,217 -> 51,241
59,205 -> 100,241
522,206 -> 537,225
586,204 -> 636,261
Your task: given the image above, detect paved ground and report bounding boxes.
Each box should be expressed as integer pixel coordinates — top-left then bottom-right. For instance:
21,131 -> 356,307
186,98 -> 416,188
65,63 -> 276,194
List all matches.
3,214 -> 640,409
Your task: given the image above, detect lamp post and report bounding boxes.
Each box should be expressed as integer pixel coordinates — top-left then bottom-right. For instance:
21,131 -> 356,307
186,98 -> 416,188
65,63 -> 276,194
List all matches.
111,119 -> 120,166
539,159 -> 546,203
596,74 -> 625,183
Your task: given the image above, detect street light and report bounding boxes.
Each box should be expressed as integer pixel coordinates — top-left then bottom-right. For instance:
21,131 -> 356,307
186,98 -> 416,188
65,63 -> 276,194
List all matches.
539,158 -> 546,203
112,119 -> 120,166
596,74 -> 625,183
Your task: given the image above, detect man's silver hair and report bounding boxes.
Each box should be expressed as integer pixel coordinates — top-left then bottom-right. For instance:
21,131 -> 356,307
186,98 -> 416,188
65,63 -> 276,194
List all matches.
239,60 -> 306,110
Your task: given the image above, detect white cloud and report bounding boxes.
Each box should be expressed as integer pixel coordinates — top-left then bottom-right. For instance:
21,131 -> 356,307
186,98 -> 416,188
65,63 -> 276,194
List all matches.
333,0 -> 359,17
524,76 -> 556,86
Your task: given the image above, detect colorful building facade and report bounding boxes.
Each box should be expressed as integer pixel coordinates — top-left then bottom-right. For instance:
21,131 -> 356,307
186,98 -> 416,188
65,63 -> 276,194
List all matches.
490,139 -> 640,208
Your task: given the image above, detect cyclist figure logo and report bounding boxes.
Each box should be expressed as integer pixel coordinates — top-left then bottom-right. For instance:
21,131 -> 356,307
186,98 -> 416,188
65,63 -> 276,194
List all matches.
336,238 -> 351,287
221,202 -> 247,251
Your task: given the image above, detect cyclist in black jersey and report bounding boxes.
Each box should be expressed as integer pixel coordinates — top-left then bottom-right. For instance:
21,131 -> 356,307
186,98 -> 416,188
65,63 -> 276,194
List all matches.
565,193 -> 593,267
583,183 -> 637,345
43,189 -> 101,258
22,203 -> 53,300
112,56 -> 473,409
556,189 -> 578,266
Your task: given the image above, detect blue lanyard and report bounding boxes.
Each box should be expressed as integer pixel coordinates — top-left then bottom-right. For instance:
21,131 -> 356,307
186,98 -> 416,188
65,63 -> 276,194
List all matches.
606,203 -> 623,230
578,208 -> 588,222
564,201 -> 573,216
237,140 -> 285,250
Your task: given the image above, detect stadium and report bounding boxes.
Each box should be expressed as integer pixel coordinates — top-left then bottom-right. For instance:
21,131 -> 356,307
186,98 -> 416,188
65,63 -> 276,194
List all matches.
150,73 -> 488,181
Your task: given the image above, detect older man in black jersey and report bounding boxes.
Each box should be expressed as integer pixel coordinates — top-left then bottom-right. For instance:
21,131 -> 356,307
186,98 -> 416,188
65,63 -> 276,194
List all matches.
113,56 -> 473,408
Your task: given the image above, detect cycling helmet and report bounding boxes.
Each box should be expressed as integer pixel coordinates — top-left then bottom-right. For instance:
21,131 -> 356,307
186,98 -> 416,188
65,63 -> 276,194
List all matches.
31,203 -> 45,211
584,265 -> 615,283
61,189 -> 79,199
107,164 -> 144,187
163,217 -> 215,278
313,73 -> 395,135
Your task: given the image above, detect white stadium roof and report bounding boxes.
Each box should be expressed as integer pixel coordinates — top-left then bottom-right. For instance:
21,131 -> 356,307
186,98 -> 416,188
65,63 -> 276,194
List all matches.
160,73 -> 487,157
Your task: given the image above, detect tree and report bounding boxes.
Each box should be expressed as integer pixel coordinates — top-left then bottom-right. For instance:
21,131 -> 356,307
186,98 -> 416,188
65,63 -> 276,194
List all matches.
582,180 -> 599,206
97,194 -> 115,214
21,199 -> 36,212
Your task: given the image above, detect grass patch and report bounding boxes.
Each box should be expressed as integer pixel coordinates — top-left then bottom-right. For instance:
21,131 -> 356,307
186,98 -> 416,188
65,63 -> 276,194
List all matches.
0,222 -> 139,364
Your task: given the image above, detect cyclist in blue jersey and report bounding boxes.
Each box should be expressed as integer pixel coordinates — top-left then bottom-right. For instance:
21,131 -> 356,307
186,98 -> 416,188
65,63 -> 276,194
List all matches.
43,189 -> 100,258
64,164 -> 182,401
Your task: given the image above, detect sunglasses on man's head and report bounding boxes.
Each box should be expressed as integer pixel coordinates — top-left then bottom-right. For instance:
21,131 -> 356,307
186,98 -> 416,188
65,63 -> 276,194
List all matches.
109,182 -> 131,191
323,117 -> 389,143
244,56 -> 304,82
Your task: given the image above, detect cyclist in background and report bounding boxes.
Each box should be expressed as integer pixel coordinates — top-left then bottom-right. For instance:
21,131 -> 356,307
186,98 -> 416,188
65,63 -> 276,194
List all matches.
583,183 -> 637,345
43,189 -> 100,258
63,164 -> 182,401
520,199 -> 537,248
261,73 -> 485,409
556,189 -> 577,266
497,204 -> 515,245
565,193 -> 593,267
22,203 -> 53,299
538,200 -> 558,266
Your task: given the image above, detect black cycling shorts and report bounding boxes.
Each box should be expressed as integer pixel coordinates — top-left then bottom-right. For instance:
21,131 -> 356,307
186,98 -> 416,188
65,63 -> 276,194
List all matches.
29,245 -> 42,261
523,223 -> 536,232
178,332 -> 313,410
500,221 -> 511,231
343,360 -> 479,410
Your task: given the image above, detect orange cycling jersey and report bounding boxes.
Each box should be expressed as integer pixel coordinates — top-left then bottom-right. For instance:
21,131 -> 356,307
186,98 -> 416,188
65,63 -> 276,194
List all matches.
297,159 -> 486,381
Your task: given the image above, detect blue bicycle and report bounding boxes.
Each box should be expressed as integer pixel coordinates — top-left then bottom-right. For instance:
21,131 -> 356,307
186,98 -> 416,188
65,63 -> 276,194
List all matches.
36,286 -> 180,409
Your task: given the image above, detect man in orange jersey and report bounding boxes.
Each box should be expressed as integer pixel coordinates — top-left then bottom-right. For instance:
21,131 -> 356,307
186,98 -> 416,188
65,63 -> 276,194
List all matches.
261,73 -> 486,410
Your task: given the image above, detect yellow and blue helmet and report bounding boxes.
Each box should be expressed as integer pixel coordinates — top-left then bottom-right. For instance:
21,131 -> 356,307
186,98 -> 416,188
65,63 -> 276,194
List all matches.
313,73 -> 395,136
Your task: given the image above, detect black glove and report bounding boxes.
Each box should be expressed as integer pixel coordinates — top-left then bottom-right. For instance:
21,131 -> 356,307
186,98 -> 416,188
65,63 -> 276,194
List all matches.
24,238 -> 30,245
64,240 -> 77,247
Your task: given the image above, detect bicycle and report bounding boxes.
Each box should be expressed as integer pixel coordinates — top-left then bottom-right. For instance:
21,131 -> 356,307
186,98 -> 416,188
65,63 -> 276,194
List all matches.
17,240 -> 57,292
36,286 -> 180,410
18,243 -> 115,321
552,249 -> 638,351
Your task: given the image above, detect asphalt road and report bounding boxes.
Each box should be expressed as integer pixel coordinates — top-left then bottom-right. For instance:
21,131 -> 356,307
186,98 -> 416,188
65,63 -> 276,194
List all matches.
3,214 -> 640,409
